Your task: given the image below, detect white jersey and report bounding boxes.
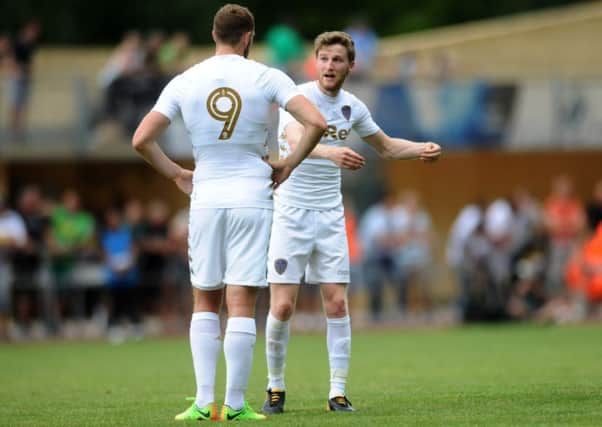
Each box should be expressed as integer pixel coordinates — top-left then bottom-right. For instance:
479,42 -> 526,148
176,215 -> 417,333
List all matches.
276,81 -> 380,210
152,54 -> 300,209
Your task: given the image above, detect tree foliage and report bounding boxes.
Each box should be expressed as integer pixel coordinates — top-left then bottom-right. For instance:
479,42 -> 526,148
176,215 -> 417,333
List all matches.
0,0 -> 583,44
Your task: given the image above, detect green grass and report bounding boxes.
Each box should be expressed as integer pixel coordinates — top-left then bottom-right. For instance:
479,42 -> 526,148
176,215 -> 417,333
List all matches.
1,324 -> 601,426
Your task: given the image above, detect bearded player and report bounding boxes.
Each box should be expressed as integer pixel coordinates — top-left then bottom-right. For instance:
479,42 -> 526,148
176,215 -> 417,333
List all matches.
262,31 -> 441,414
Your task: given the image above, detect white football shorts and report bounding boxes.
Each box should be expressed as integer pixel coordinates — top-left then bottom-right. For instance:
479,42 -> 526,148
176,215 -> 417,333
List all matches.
267,202 -> 350,285
188,207 -> 272,289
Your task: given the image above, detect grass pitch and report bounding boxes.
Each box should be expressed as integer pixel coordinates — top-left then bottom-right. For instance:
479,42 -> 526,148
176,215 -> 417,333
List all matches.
1,324 -> 601,426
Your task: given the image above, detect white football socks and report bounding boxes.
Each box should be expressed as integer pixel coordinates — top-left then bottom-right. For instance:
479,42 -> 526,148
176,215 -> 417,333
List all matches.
326,316 -> 351,399
190,311 -> 221,409
265,312 -> 290,390
224,317 -> 256,410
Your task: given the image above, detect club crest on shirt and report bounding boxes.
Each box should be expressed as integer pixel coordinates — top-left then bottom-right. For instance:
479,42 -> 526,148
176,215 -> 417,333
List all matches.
274,258 -> 288,274
341,105 -> 351,121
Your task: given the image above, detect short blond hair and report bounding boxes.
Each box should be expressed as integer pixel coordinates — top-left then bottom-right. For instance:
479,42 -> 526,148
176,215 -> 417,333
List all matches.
314,31 -> 355,62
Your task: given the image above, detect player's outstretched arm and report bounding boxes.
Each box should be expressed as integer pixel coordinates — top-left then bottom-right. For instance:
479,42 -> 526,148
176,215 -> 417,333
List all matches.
284,121 -> 365,170
132,111 -> 193,195
363,130 -> 441,162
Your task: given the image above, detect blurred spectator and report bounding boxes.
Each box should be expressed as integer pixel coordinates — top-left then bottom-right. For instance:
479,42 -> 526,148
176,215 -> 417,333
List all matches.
98,31 -> 168,135
506,189 -> 546,320
565,222 -> 602,317
48,189 -> 96,321
446,200 -> 484,310
162,208 -> 190,331
142,31 -> 166,75
586,179 -> 602,232
543,175 -> 586,297
344,17 -> 378,80
265,19 -> 305,80
159,32 -> 190,74
0,193 -> 27,339
359,191 -> 407,321
11,185 -> 49,335
397,190 -> 435,311
461,199 -> 515,321
97,31 -> 144,90
510,188 -> 542,253
138,199 -> 170,314
6,21 -> 41,141
100,206 -> 141,342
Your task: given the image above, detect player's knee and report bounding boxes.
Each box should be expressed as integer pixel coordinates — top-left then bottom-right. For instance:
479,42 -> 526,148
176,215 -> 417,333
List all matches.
272,300 -> 295,321
325,297 -> 347,318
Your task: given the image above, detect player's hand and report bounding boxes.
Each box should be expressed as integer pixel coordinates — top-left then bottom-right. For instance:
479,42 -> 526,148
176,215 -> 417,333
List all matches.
328,146 -> 365,170
268,159 -> 294,189
174,168 -> 193,195
420,142 -> 441,162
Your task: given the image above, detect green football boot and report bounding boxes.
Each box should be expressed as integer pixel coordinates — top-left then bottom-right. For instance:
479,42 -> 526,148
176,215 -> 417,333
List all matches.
174,402 -> 218,421
220,401 -> 267,421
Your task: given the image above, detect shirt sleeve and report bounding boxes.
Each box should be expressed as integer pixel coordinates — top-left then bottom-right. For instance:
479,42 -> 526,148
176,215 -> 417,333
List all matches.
258,67 -> 301,109
353,98 -> 380,138
151,75 -> 184,121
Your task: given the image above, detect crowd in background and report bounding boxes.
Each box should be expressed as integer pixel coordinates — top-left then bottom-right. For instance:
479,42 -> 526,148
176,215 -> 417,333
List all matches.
95,30 -> 192,136
1,175 -> 601,341
93,19 -> 379,141
0,186 -> 191,342
446,175 -> 602,323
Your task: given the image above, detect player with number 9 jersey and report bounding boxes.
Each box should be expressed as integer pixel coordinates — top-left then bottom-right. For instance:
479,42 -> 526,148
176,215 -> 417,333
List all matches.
132,4 -> 326,422
153,55 -> 300,210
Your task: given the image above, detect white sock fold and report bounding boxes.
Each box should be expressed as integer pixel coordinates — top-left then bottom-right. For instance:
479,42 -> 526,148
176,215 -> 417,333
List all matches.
265,312 -> 290,390
326,316 -> 351,399
224,317 -> 256,410
190,311 -> 221,408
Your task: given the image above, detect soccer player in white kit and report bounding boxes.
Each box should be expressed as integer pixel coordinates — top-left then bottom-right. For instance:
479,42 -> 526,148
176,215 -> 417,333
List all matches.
131,4 -> 327,422
262,31 -> 441,414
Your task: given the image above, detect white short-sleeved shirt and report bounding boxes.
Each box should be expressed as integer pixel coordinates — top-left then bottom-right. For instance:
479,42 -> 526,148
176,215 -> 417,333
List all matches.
152,54 -> 300,209
276,81 -> 380,210
0,210 -> 27,262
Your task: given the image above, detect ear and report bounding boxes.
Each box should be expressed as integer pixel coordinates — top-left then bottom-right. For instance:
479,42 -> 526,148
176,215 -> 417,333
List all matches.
211,29 -> 218,44
242,31 -> 253,46
349,60 -> 355,71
